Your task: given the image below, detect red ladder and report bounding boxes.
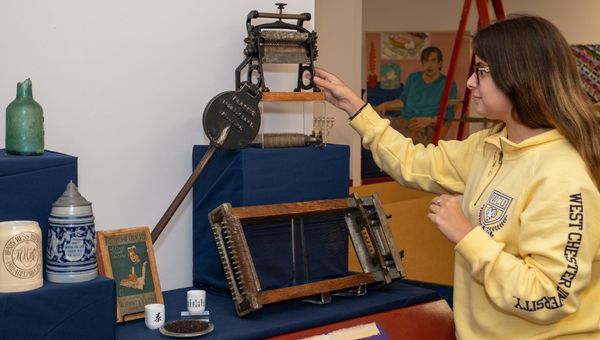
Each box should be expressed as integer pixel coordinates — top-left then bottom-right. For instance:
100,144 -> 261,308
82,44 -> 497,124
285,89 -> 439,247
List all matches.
432,0 -> 505,144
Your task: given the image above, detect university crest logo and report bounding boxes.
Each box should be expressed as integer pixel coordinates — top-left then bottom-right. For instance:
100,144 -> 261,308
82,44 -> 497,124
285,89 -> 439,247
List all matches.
479,190 -> 512,236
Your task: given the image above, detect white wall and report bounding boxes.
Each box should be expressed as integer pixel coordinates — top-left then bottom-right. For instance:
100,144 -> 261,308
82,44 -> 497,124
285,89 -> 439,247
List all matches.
364,0 -> 470,32
315,0 -> 363,185
502,0 -> 600,43
0,0 -> 314,291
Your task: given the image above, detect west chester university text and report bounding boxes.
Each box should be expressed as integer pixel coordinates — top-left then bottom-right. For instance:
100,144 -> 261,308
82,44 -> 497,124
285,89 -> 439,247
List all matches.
513,193 -> 583,312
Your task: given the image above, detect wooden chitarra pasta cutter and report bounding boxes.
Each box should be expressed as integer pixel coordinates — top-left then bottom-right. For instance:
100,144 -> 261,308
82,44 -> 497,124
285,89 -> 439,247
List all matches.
208,193 -> 406,316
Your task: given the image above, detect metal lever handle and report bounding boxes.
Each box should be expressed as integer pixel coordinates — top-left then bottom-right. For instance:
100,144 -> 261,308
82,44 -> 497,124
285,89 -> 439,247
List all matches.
151,126 -> 231,243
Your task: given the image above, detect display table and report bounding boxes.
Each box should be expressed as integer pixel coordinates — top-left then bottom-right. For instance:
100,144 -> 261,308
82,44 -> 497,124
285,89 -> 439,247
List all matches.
0,149 -> 77,269
116,280 -> 440,340
0,276 -> 116,340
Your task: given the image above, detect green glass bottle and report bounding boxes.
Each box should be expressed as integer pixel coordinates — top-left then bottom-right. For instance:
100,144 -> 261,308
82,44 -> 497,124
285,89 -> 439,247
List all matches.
5,79 -> 44,155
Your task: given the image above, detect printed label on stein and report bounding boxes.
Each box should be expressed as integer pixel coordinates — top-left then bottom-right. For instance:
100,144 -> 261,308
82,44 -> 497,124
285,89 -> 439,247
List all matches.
64,237 -> 85,261
3,231 -> 42,279
0,221 -> 44,293
47,221 -> 96,266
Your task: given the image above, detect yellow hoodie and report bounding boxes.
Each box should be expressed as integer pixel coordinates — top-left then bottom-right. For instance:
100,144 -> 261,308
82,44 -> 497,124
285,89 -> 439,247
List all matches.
351,106 -> 600,339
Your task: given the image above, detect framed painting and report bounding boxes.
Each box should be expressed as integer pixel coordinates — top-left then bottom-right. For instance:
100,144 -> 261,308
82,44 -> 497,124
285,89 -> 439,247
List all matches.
361,30 -> 471,180
96,226 -> 163,322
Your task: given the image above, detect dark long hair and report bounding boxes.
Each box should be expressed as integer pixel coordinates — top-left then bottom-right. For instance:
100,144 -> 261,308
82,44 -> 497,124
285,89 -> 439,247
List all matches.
421,46 -> 443,63
473,15 -> 600,189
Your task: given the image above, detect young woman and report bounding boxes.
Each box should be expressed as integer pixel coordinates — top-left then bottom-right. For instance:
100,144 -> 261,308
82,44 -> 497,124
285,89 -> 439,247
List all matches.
314,15 -> 600,339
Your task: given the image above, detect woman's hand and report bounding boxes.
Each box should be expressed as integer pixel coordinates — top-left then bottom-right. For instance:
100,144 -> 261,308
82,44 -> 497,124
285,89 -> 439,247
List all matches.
374,103 -> 388,116
428,194 -> 473,244
313,67 -> 366,117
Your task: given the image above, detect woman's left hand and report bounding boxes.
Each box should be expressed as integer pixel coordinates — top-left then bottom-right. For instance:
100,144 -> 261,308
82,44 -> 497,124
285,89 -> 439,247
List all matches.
428,194 -> 473,244
313,67 -> 366,116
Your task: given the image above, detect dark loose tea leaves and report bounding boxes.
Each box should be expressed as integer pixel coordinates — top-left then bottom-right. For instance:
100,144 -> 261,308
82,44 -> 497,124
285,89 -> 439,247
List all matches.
163,320 -> 210,334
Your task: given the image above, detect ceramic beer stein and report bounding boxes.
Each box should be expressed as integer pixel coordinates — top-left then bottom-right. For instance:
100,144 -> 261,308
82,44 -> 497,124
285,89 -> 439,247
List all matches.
0,220 -> 43,292
46,181 -> 98,283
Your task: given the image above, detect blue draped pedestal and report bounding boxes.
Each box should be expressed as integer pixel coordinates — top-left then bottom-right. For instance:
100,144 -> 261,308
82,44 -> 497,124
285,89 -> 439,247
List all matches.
0,276 -> 116,340
192,145 -> 351,293
0,150 -> 116,340
0,149 -> 77,271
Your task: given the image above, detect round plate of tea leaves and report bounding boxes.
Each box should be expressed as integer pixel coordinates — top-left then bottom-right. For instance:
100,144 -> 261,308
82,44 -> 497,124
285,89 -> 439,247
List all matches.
159,320 -> 214,338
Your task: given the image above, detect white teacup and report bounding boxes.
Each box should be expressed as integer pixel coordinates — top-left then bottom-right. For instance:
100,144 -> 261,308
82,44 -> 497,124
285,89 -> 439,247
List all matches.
144,303 -> 165,330
187,289 -> 206,314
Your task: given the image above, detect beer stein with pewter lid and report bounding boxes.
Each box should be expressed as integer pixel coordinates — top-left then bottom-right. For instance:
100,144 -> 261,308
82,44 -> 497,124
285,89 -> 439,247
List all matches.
46,181 -> 97,283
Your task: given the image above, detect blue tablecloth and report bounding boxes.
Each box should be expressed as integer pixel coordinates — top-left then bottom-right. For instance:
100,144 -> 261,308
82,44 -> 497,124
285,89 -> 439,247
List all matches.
192,145 -> 351,293
0,276 -> 116,340
0,149 -> 78,274
116,280 -> 439,340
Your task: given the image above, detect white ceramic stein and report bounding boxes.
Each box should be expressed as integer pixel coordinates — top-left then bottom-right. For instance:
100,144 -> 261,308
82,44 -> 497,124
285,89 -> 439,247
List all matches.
0,220 -> 43,292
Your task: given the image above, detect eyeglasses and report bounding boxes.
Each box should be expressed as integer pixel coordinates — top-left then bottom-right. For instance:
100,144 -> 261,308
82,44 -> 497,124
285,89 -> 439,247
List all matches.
475,65 -> 490,84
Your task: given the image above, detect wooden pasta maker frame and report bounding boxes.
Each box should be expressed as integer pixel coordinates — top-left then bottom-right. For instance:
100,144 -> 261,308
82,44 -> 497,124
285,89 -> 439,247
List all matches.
208,193 -> 406,316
